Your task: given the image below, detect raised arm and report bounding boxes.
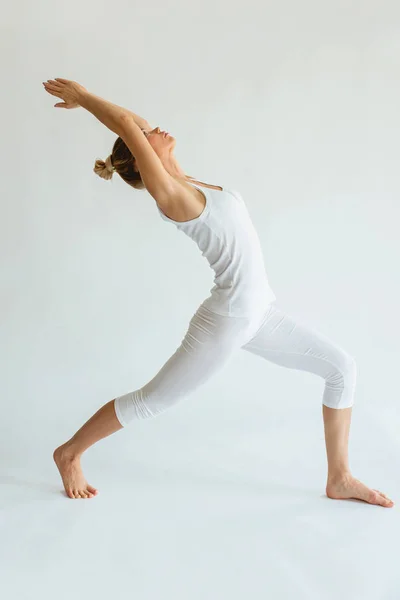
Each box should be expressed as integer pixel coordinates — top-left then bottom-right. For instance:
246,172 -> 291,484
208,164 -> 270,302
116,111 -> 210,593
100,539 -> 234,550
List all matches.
78,91 -> 146,137
126,110 -> 153,132
42,78 -> 153,136
42,78 -> 182,205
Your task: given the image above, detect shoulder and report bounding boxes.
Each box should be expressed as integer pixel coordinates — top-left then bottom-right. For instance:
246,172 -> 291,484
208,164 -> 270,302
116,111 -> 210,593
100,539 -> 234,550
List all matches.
228,188 -> 245,203
158,181 -> 206,223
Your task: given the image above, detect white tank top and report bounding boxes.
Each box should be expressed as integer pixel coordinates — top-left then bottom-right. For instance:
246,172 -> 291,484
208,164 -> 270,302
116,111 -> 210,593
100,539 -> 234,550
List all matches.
156,182 -> 276,316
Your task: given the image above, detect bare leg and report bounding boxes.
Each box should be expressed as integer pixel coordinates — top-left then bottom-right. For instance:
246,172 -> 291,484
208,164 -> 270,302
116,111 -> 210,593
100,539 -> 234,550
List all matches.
323,406 -> 394,507
53,399 -> 122,499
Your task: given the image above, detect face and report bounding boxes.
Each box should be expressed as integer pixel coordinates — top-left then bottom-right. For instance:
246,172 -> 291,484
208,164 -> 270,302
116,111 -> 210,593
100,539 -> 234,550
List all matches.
133,126 -> 175,172
143,126 -> 175,151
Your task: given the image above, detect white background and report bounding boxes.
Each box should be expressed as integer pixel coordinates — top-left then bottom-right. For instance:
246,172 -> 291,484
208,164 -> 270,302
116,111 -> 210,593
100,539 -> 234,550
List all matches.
1,1 -> 400,598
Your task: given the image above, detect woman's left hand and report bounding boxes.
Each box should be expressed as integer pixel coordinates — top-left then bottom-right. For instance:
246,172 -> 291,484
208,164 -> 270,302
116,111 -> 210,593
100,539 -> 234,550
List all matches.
42,78 -> 88,109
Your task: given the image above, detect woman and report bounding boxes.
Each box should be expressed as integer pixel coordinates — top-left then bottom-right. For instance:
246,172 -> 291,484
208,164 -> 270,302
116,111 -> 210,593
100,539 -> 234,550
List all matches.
42,78 -> 393,507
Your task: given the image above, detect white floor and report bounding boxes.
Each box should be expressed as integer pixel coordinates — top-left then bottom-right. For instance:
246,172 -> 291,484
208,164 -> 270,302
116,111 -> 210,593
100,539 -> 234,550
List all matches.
1,410 -> 399,600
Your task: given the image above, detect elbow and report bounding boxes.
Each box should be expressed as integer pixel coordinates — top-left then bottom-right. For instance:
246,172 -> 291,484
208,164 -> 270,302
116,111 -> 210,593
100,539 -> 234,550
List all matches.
119,112 -> 133,123
117,113 -> 137,136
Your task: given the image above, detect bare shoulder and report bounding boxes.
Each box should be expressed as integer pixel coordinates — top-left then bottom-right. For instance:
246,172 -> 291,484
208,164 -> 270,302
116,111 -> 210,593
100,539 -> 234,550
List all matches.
158,180 -> 207,223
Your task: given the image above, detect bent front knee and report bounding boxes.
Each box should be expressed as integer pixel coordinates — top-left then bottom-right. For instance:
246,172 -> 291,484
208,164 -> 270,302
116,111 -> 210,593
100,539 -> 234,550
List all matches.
114,389 -> 177,427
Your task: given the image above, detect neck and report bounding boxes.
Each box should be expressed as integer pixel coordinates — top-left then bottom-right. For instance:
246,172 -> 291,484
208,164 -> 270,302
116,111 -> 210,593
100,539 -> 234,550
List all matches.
160,149 -> 192,184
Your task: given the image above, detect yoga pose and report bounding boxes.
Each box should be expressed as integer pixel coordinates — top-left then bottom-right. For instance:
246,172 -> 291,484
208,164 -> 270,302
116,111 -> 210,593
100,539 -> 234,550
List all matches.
43,78 -> 393,507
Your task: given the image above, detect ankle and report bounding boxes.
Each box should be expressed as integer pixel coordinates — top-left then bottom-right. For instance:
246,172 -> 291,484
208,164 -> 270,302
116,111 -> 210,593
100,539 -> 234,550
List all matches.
327,469 -> 352,483
57,440 -> 82,461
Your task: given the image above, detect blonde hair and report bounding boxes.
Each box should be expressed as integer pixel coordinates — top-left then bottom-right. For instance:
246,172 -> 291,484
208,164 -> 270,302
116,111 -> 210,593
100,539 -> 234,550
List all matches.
93,154 -> 115,181
93,136 -> 145,189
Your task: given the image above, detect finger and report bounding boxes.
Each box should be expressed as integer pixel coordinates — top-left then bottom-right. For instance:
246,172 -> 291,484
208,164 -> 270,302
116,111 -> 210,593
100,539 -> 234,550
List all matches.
43,81 -> 60,88
54,103 -> 68,108
43,85 -> 57,94
46,79 -> 63,86
44,83 -> 62,92
45,89 -> 63,99
55,78 -> 70,84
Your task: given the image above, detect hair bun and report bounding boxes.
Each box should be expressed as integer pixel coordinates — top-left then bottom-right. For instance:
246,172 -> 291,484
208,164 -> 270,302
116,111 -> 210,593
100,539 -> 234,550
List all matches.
93,155 -> 115,181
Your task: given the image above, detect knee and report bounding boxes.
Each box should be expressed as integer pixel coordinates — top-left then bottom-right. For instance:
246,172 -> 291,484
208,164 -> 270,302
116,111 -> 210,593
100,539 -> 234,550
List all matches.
324,351 -> 356,390
337,353 -> 357,398
114,387 -> 168,426
323,353 -> 356,409
335,352 -> 357,390
341,354 -> 357,406
344,354 -> 357,382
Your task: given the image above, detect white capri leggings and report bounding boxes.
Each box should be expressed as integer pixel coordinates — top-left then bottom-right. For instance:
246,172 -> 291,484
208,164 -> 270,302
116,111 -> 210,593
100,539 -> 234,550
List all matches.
114,300 -> 357,426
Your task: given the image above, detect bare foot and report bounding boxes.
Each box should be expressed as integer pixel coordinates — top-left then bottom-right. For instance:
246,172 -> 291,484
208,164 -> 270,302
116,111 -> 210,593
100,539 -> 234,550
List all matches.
53,444 -> 98,499
326,474 -> 394,508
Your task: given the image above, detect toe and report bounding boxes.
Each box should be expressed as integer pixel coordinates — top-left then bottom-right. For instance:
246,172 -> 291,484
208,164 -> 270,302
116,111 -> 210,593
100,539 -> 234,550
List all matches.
369,489 -> 391,507
381,496 -> 394,507
378,495 -> 393,507
87,485 -> 98,495
374,489 -> 393,501
354,480 -> 376,504
353,481 -> 384,506
373,489 -> 394,507
368,490 -> 380,505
